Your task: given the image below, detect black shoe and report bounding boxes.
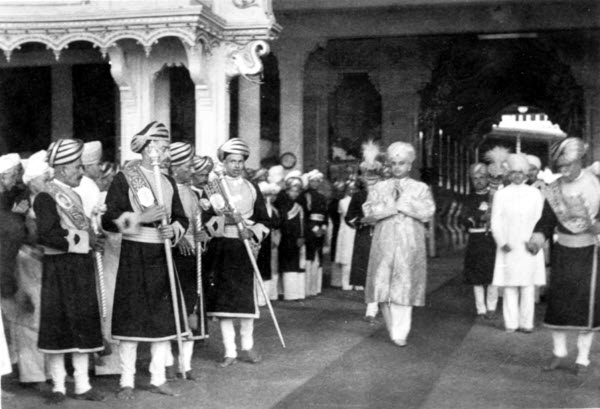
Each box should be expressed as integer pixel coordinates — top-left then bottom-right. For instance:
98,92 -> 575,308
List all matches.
543,356 -> 566,372
74,388 -> 107,402
177,370 -> 198,381
45,392 -> 66,405
239,349 -> 261,364
147,383 -> 179,397
575,363 -> 589,376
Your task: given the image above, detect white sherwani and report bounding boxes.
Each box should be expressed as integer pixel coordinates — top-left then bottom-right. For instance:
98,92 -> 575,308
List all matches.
491,183 -> 546,286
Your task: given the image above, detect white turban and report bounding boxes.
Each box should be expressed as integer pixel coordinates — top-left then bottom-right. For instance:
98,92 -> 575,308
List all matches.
267,165 -> 284,185
81,141 -> 102,166
506,154 -> 530,173
0,153 -> 20,174
387,142 -> 416,163
469,163 -> 487,178
258,181 -> 281,196
526,154 -> 541,170
23,150 -> 50,185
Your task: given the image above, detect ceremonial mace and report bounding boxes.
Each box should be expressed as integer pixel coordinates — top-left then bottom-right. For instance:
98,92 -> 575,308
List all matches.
90,211 -> 107,320
194,209 -> 207,338
149,147 -> 186,378
215,172 -> 286,348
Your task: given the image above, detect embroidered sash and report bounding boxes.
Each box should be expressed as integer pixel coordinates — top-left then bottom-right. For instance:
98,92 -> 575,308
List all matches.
542,180 -> 593,234
46,181 -> 89,230
122,162 -> 158,211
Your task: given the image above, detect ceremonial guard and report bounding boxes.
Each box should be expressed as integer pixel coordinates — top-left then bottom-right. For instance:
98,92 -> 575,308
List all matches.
257,181 -> 282,305
34,139 -> 105,403
274,174 -> 306,301
102,122 -> 189,399
462,163 -> 498,319
299,170 -> 328,297
346,141 -> 384,322
169,141 -> 206,380
362,142 -> 435,347
191,155 -> 214,195
203,138 -> 270,367
528,137 -> 600,375
492,154 -> 545,333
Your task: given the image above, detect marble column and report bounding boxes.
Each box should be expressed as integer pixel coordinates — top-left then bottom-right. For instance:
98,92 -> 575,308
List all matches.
154,69 -> 171,132
51,65 -> 73,140
238,77 -> 261,169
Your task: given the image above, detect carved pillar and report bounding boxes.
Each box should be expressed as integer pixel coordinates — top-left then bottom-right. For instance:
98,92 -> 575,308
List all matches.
274,38 -> 322,171
238,78 -> 261,169
51,65 -> 73,140
154,69 -> 171,131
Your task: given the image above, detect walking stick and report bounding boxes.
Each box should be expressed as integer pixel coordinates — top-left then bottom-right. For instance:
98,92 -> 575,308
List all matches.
90,212 -> 108,320
148,148 -> 186,379
216,174 -> 286,348
195,209 -> 207,338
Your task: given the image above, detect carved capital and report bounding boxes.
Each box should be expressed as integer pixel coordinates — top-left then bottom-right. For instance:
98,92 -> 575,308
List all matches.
107,45 -> 130,88
225,40 -> 270,83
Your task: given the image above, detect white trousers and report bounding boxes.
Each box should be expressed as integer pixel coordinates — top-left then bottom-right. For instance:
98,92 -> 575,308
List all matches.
552,330 -> 594,366
119,340 -> 170,388
47,353 -> 90,395
305,255 -> 322,296
365,302 -> 379,318
340,264 -> 352,290
502,286 -> 535,330
220,318 -> 254,358
282,272 -> 306,300
268,271 -> 281,300
380,303 -> 412,341
330,263 -> 343,288
165,340 -> 195,373
473,285 -> 499,315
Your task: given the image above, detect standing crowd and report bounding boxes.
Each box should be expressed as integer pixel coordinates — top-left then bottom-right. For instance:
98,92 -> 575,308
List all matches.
0,126 -> 598,403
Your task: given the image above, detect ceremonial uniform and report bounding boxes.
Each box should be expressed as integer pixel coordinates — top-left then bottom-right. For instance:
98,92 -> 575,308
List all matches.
256,182 -> 282,305
274,182 -> 305,301
203,138 -> 270,365
35,139 -> 103,399
531,138 -> 600,370
102,122 -> 189,392
299,174 -> 328,296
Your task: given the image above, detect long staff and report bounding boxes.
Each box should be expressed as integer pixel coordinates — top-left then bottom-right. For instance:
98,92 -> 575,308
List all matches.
90,213 -> 108,320
217,174 -> 286,348
149,148 -> 186,378
195,209 -> 207,338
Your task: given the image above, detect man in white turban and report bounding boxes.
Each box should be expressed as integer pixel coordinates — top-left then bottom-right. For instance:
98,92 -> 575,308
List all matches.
101,122 -> 188,399
491,154 -> 545,334
74,141 -> 103,218
528,137 -> 600,375
362,142 -> 435,347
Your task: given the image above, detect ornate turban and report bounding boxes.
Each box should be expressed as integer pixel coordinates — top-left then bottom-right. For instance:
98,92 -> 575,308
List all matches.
506,153 -> 530,173
81,141 -> 102,166
484,146 -> 510,177
469,163 -> 487,178
550,137 -> 587,165
526,154 -> 541,170
47,139 -> 84,167
386,142 -> 416,163
192,155 -> 214,173
359,140 -> 383,172
169,142 -> 194,167
0,153 -> 20,174
130,121 -> 170,153
23,150 -> 50,185
217,138 -> 250,162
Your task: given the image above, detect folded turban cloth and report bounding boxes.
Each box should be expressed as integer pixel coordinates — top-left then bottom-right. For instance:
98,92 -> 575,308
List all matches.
130,121 -> 170,153
47,139 -> 84,167
23,150 -> 50,185
81,141 -> 102,165
0,153 -> 20,174
307,169 -> 324,181
526,155 -> 541,170
550,137 -> 586,165
387,142 -> 416,163
506,153 -> 530,173
192,155 -> 214,173
169,142 -> 194,167
100,161 -> 117,178
217,138 -> 250,162
267,165 -> 284,185
469,163 -> 487,178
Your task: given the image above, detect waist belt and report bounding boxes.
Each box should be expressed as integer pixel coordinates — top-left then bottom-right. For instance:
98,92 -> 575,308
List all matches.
309,214 -> 325,222
223,225 -> 240,239
123,226 -> 164,244
556,232 -> 597,248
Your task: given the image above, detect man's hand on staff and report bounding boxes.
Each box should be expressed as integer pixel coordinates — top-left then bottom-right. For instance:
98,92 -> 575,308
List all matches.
140,205 -> 167,224
92,234 -> 106,253
160,224 -> 175,240
239,227 -> 254,240
177,237 -> 194,256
